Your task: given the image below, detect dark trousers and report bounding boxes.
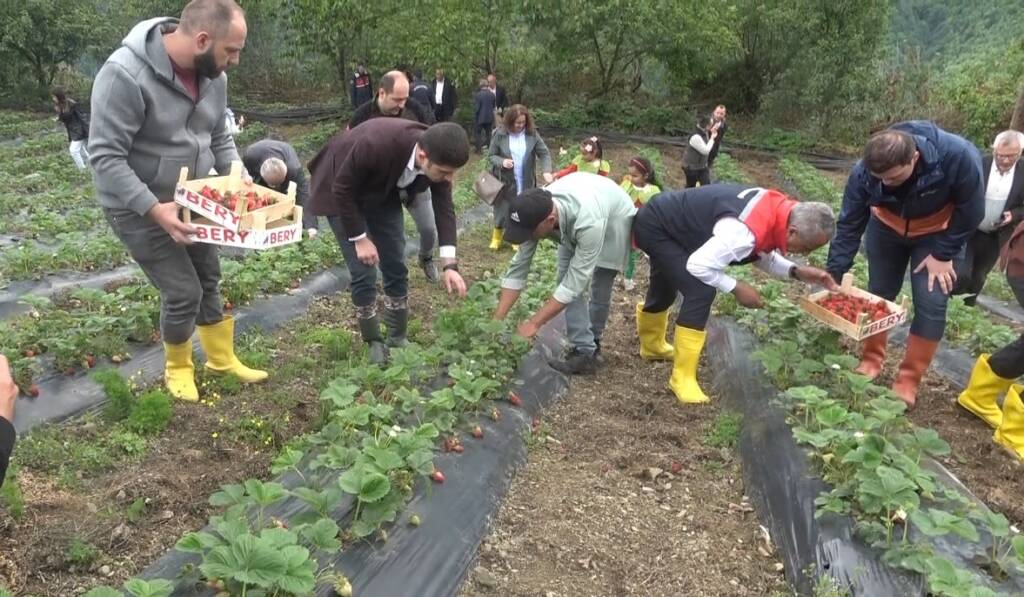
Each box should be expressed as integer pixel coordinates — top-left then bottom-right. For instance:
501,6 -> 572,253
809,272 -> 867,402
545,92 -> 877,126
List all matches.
953,229 -> 1004,302
327,202 -> 407,308
684,168 -> 711,188
474,121 -> 493,152
103,207 -> 222,344
989,276 -> 1024,379
634,208 -> 716,330
865,217 -> 966,341
434,108 -> 450,123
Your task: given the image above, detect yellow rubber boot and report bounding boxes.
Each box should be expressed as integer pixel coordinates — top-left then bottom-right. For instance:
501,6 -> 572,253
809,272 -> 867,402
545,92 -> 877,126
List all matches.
489,228 -> 504,251
164,341 -> 198,402
957,354 -> 1012,429
994,384 -> 1024,462
669,326 -> 709,404
636,303 -> 674,360
197,316 -> 268,383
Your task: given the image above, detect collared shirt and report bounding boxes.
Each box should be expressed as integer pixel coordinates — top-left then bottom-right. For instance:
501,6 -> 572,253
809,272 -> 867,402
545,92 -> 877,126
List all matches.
349,146 -> 456,259
686,217 -> 796,292
435,80 -> 445,105
981,161 -> 1017,232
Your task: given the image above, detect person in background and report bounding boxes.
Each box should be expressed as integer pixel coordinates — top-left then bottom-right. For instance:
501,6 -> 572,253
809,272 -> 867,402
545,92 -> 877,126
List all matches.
431,68 -> 458,122
554,136 -> 611,180
242,139 -> 318,237
0,355 -> 16,490
224,106 -> 244,137
350,63 -> 373,109
349,71 -> 440,281
487,104 -> 554,250
953,130 -> 1024,305
89,0 -> 266,402
493,173 -> 637,375
52,87 -> 90,170
308,120 -> 471,364
487,73 -> 509,117
634,185 -> 837,404
957,217 -> 1024,460
682,114 -> 717,188
826,121 -> 984,407
619,156 -> 661,291
707,104 -> 728,169
473,77 -> 496,153
410,69 -> 433,108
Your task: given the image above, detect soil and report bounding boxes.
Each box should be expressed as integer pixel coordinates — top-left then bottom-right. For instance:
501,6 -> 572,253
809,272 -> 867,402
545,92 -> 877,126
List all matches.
458,169 -> 790,596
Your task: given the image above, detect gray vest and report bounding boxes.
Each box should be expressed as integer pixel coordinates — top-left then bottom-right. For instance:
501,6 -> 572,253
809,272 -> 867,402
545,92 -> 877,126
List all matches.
682,127 -> 710,171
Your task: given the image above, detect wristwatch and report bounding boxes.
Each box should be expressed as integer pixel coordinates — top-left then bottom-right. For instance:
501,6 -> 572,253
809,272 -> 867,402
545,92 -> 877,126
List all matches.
443,263 -> 460,273
788,264 -> 800,280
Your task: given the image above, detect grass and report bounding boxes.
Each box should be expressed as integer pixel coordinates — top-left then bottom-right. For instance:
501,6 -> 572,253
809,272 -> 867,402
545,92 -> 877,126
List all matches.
704,412 -> 743,450
64,536 -> 101,567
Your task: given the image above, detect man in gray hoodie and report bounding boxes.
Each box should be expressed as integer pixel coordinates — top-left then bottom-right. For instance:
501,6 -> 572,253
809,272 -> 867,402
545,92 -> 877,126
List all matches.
89,0 -> 267,403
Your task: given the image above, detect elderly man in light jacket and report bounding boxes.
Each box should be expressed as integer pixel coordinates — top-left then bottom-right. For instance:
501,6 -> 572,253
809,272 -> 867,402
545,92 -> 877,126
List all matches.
493,172 -> 636,374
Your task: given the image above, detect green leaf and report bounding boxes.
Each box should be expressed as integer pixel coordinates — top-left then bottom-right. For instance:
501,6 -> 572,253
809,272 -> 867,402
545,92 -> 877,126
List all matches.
358,472 -> 391,503
815,404 -> 849,427
83,589 -> 123,597
259,526 -> 299,549
292,486 -> 341,515
276,545 -> 317,595
243,479 -> 288,507
320,380 -> 360,408
406,448 -> 436,475
300,518 -> 341,552
270,447 -> 304,475
209,483 -> 247,507
366,446 -> 404,472
213,515 -> 250,543
911,428 -> 950,457
338,468 -> 363,496
175,531 -> 224,553
228,534 -> 288,587
199,545 -> 241,582
123,579 -> 174,597
1011,535 -> 1024,562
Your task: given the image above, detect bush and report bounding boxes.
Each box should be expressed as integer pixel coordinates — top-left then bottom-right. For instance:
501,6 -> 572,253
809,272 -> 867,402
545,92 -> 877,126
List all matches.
125,390 -> 172,436
92,368 -> 133,421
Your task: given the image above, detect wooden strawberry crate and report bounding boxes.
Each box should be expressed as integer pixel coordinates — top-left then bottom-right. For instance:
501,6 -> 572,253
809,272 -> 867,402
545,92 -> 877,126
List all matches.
181,204 -> 304,250
799,273 -> 909,341
174,160 -> 296,232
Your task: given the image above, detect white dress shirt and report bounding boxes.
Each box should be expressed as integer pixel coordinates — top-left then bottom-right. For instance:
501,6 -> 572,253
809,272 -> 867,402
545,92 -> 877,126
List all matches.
981,161 -> 1016,232
434,80 -> 445,105
686,217 -> 795,292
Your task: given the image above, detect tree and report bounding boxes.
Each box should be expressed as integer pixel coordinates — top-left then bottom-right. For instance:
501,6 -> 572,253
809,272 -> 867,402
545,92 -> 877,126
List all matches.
1011,81 -> 1024,132
0,0 -> 104,92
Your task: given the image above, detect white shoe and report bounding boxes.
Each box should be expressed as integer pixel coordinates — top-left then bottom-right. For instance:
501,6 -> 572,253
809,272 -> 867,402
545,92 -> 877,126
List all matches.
623,279 -> 636,291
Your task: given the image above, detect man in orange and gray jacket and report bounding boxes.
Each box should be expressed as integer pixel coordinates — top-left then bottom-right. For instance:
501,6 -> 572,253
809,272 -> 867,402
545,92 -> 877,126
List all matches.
957,219 -> 1024,461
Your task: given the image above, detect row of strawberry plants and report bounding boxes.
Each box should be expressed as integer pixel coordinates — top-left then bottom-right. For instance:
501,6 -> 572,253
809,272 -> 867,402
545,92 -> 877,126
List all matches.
716,269 -> 1024,596
0,231 -> 131,281
778,156 -> 1020,356
82,243 -> 558,597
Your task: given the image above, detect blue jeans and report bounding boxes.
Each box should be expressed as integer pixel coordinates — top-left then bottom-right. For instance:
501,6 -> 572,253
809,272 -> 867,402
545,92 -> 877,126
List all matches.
864,217 -> 966,341
327,203 -> 408,308
556,243 -> 618,354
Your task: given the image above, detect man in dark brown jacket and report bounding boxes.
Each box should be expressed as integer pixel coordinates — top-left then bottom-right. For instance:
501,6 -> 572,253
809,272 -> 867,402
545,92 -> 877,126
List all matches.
957,218 -> 1024,461
309,118 -> 470,363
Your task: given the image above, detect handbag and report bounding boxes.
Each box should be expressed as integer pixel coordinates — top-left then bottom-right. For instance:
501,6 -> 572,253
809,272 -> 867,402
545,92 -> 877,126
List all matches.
473,170 -> 506,205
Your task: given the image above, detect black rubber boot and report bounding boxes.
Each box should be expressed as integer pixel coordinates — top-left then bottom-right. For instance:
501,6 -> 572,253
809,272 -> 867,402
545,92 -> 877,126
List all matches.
357,315 -> 388,365
419,255 -> 439,283
382,307 -> 409,348
549,348 -> 599,375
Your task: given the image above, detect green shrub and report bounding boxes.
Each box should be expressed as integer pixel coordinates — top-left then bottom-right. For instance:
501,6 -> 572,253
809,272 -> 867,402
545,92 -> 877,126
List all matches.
125,390 -> 172,435
93,368 -> 133,421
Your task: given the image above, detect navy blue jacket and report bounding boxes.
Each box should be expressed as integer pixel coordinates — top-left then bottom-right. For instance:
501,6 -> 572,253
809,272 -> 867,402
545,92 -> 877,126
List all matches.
826,121 -> 985,276
474,88 -> 497,125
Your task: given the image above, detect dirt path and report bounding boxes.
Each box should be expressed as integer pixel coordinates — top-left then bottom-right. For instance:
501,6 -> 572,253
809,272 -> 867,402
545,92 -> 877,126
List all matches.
458,264 -> 789,597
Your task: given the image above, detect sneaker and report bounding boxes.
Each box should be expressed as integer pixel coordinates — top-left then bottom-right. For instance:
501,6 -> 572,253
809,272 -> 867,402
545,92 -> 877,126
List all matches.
419,255 -> 439,283
549,349 -> 599,375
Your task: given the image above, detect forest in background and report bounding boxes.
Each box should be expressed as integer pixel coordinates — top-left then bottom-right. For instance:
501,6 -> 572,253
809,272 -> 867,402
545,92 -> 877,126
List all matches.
1,0 -> 1022,148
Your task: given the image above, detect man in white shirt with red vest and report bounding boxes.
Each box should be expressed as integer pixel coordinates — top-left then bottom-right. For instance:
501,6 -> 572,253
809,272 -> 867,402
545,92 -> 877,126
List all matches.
633,185 -> 837,404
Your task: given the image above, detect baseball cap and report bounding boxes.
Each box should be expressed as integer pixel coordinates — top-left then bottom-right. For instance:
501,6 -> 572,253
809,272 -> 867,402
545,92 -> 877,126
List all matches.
504,188 -> 554,244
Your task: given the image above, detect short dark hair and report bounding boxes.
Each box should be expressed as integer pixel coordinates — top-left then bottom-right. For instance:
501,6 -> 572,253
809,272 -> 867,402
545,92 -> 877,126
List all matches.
179,0 -> 243,36
420,122 -> 470,168
864,130 -> 916,173
697,114 -> 712,129
413,69 -> 423,80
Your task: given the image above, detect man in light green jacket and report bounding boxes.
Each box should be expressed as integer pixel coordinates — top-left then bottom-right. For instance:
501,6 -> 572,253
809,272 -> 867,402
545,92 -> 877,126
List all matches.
493,172 -> 637,374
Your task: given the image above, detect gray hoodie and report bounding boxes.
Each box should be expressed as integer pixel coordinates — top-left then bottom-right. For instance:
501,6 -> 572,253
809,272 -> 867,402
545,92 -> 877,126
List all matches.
89,18 -> 239,215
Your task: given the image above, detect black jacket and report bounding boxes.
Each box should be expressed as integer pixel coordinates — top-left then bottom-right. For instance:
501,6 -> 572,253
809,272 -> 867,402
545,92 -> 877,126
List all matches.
493,85 -> 509,113
708,120 -> 727,166
58,101 -> 89,142
982,155 -> 1024,244
430,78 -> 458,120
349,72 -> 373,108
349,97 -> 434,129
410,78 -> 432,108
0,416 -> 14,490
242,140 -> 317,230
474,88 -> 497,125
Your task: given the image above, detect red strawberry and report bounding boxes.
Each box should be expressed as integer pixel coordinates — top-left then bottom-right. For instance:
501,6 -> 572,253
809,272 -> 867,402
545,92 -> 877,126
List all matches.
223,301 -> 234,311
508,392 -> 522,407
27,384 -> 39,398
85,355 -> 96,368
670,461 -> 683,475
23,349 -> 35,358
471,426 -> 483,439
430,470 -> 445,483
